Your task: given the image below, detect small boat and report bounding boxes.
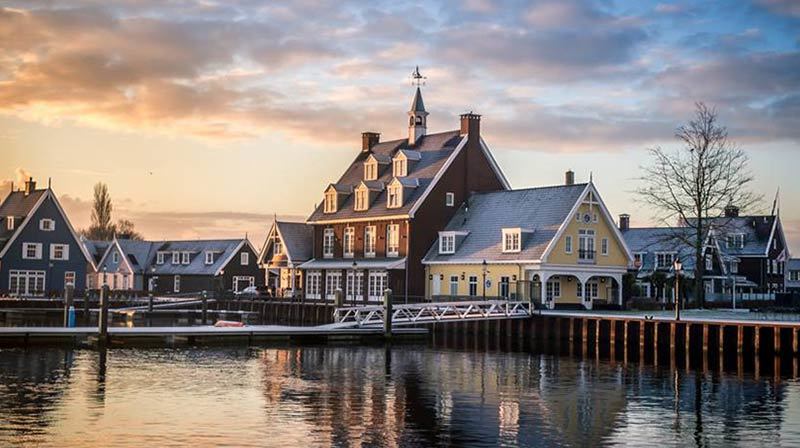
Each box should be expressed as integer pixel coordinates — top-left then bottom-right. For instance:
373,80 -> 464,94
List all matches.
214,320 -> 245,327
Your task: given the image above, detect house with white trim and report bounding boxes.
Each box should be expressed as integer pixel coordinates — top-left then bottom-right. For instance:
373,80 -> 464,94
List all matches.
257,220 -> 313,297
301,84 -> 509,302
423,172 -> 633,309
0,177 -> 95,297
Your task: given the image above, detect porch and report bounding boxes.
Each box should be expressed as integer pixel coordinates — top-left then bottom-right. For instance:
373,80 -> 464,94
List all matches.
522,267 -> 624,310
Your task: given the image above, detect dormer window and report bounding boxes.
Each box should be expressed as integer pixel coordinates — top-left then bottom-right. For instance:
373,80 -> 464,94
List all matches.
274,238 -> 283,255
6,216 -> 14,231
726,233 -> 745,249
387,183 -> 402,208
364,159 -> 378,181
502,228 -> 521,253
439,232 -> 456,254
324,190 -> 337,214
39,219 -> 55,231
205,251 -> 214,265
172,251 -> 180,264
355,186 -> 368,211
393,158 -> 407,177
181,252 -> 190,265
157,252 -> 165,265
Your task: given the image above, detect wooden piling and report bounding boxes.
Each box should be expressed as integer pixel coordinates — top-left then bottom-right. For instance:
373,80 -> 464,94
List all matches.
610,320 -> 616,360
98,286 -> 109,342
755,326 -> 761,356
737,325 -> 744,355
774,327 -> 781,355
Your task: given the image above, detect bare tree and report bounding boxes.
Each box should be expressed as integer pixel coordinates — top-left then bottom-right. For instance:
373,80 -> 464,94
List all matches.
84,183 -> 114,240
637,103 -> 760,307
116,218 -> 143,240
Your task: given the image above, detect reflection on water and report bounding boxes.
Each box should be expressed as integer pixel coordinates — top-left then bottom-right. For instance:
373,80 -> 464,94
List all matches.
0,343 -> 799,447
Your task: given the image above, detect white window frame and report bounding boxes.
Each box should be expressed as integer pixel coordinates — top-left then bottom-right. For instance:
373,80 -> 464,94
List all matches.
364,160 -> 378,181
655,252 -> 675,269
8,270 -> 46,296
791,271 -> 800,282
634,252 -> 645,268
273,237 -> 283,255
364,226 -> 376,258
240,252 -> 249,265
39,218 -> 55,231
393,157 -> 407,177
354,187 -> 368,211
323,228 -> 335,258
6,216 -> 14,231
181,252 -> 190,265
586,281 -> 599,299
386,224 -> 400,257
500,276 -> 510,299
546,279 -> 561,301
346,270 -> 364,301
343,227 -> 355,258
468,276 -> 478,296
324,191 -> 337,214
705,254 -> 713,271
565,235 -> 573,254
445,192 -> 455,207
233,275 -> 255,292
112,251 -> 120,264
578,229 -> 595,261
172,252 -> 180,264
173,275 -> 181,293
305,271 -> 322,300
439,233 -> 455,255
157,252 -> 165,265
50,243 -> 69,261
449,275 -> 459,296
22,242 -> 42,260
368,270 -> 388,302
205,251 -> 214,265
601,237 -> 609,256
387,183 -> 402,209
730,260 -> 739,274
502,229 -> 521,253
727,233 -> 745,249
325,271 -> 342,300
64,271 -> 76,287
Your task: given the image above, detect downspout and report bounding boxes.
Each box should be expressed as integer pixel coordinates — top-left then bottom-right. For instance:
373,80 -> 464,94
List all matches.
405,220 -> 410,304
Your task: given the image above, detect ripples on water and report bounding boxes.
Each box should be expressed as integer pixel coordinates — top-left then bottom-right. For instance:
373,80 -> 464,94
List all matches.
0,343 -> 799,447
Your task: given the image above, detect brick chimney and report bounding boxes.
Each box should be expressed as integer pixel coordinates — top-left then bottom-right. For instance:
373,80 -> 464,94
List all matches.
24,177 -> 36,196
619,214 -> 630,231
565,170 -> 575,186
459,113 -> 481,138
724,204 -> 739,218
362,132 -> 380,152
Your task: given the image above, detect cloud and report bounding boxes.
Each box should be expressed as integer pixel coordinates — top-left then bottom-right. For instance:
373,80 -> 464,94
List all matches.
756,0 -> 800,17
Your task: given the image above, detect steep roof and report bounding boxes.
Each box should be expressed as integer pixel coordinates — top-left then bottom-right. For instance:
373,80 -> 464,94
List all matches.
410,87 -> 425,112
0,189 -> 47,248
83,239 -> 111,265
706,215 -> 777,257
275,221 -> 313,263
621,227 -> 701,275
307,130 -> 465,223
423,184 -> 588,263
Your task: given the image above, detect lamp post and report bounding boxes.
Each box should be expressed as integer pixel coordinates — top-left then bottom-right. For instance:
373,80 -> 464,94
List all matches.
482,260 -> 488,300
674,258 -> 682,321
351,260 -> 358,306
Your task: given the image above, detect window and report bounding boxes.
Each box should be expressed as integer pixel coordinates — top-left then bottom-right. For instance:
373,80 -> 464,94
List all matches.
182,252 -> 190,265
274,238 -> 283,255
439,233 -> 455,254
364,226 -> 376,257
323,228 -> 335,258
601,238 -> 609,256
577,281 -> 583,300
771,260 -> 778,275
306,271 -> 322,299
586,281 -> 599,299
324,191 -> 337,213
355,188 -> 368,211
565,235 -> 573,254
343,227 -> 355,258
727,234 -> 744,249
449,275 -> 459,296
791,271 -> 800,282
157,252 -> 165,265
634,253 -> 645,268
172,252 -> 180,264
393,158 -> 407,177
112,252 -> 120,264
122,274 -> 130,290
50,244 -> 69,261
240,252 -> 249,265
387,183 -> 402,208
578,229 -> 595,261
656,252 -> 674,269
39,219 -> 54,231
22,243 -> 42,260
546,279 -> 561,301
346,270 -> 364,301
205,251 -> 214,265
364,160 -> 378,181
386,224 -> 400,257
445,192 -> 455,207
6,216 -> 14,231
64,271 -> 76,287
730,260 -> 739,274
500,276 -> 510,299
705,254 -> 713,271
469,276 -> 478,296
368,271 -> 388,301
173,275 -> 181,293
325,271 -> 342,300
233,276 -> 255,292
502,229 -> 521,253
8,270 -> 46,296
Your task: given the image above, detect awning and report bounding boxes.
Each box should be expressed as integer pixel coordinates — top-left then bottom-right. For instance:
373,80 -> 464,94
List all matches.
298,258 -> 407,270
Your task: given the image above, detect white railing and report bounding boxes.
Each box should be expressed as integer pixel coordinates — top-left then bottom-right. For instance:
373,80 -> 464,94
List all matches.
333,300 -> 532,327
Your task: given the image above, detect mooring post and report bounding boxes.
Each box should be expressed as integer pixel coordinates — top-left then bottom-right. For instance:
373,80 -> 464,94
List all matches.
609,320 -> 616,360
334,288 -> 344,309
581,319 -> 588,356
755,326 -> 761,356
737,325 -> 744,355
201,290 -> 208,325
774,327 -> 781,355
653,322 -> 659,366
670,322 -> 676,358
793,328 -> 799,355
148,293 -> 154,313
63,284 -> 74,327
623,321 -> 629,362
98,285 -> 109,342
84,291 -> 92,325
383,288 -> 393,339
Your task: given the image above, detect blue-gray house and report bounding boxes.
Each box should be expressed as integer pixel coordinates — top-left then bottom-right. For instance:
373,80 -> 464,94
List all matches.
0,177 -> 95,297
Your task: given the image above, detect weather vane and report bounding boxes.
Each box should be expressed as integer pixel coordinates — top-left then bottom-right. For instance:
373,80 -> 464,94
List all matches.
411,66 -> 426,87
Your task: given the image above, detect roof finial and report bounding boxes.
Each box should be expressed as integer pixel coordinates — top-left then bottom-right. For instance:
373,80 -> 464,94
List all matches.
589,171 -> 593,183
411,65 -> 426,87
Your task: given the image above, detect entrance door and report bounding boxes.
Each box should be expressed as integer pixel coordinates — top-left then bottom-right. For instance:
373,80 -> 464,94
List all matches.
432,275 -> 441,296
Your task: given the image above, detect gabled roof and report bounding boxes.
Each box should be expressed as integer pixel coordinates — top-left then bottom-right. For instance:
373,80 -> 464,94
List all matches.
148,239 -> 256,276
683,214 -> 783,258
0,189 -> 47,249
257,220 -> 313,267
622,227 -> 703,274
366,153 -> 392,164
308,130 -> 467,223
358,180 -> 385,191
327,183 -> 352,194
82,238 -> 111,265
396,149 -> 422,161
423,184 -> 588,264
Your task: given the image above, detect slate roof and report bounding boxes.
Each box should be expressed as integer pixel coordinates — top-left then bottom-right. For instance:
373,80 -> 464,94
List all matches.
308,130 -> 465,222
787,258 -> 800,288
275,221 -> 313,263
83,239 -> 111,265
117,239 -> 158,270
0,189 -> 47,248
93,238 -> 252,275
423,184 -> 588,263
621,227 -> 701,277
410,87 -> 425,112
695,216 -> 777,257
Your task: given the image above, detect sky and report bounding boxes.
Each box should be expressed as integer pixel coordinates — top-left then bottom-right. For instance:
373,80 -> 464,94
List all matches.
0,0 -> 799,251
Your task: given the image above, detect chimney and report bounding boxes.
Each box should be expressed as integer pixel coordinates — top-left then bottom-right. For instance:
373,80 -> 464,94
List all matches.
362,132 -> 380,152
24,177 -> 36,196
619,214 -> 630,231
565,170 -> 575,186
724,204 -> 739,218
459,113 -> 481,138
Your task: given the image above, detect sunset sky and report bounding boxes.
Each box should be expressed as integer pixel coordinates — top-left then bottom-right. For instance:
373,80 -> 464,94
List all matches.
1,0 -> 799,251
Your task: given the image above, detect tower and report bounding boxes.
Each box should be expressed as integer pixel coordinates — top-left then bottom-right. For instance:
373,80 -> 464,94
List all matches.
408,66 -> 428,146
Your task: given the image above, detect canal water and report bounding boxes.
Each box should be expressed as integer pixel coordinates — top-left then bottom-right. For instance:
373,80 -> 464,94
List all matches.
1,342 -> 799,447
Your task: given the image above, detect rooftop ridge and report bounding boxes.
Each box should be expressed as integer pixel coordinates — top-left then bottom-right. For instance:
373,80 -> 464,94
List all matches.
471,182 -> 589,197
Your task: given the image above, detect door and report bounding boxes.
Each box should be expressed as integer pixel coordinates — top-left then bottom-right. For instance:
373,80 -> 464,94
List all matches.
432,275 -> 441,296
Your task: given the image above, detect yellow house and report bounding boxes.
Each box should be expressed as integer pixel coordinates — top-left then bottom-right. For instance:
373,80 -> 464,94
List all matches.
257,220 -> 313,298
422,172 -> 633,309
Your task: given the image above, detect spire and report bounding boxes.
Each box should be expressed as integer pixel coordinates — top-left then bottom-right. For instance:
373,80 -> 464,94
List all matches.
408,67 -> 429,146
410,87 -> 425,112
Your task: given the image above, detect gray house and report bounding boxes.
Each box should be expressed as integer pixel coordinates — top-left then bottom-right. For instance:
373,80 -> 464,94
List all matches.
0,178 -> 95,296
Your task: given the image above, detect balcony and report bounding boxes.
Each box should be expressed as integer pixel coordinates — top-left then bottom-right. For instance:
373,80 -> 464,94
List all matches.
578,249 -> 596,264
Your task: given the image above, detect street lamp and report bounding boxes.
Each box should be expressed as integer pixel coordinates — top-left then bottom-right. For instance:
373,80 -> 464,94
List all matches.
482,260 -> 488,300
351,260 -> 358,306
673,258 -> 683,321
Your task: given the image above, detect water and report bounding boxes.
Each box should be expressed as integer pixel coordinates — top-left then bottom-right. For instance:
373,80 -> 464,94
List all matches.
1,343 -> 799,447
